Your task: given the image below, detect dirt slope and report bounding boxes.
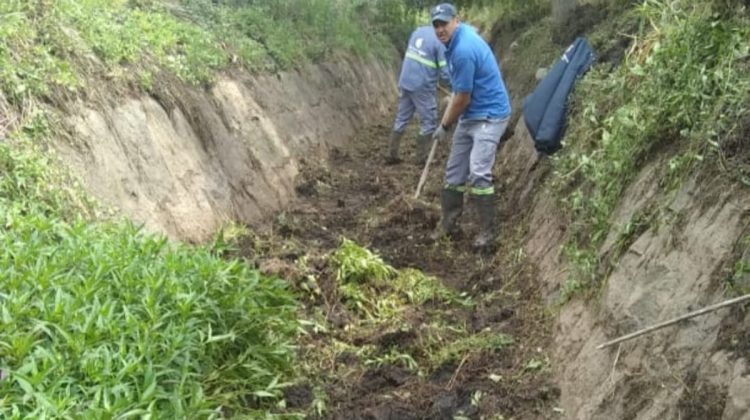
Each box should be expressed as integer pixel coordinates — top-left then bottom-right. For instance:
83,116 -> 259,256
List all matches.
52,56 -> 396,243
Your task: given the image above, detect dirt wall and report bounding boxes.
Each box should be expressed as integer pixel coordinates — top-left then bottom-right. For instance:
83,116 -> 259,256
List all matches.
54,55 -> 397,242
497,120 -> 750,420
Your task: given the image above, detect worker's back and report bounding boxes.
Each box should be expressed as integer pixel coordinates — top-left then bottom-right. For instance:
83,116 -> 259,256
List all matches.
398,26 -> 449,92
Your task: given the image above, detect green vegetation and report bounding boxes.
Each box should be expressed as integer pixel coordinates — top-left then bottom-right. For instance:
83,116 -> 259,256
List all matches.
0,117 -> 299,416
428,329 -> 514,367
299,238 -> 509,385
0,0 -> 223,104
726,236 -> 750,296
458,0 -> 550,31
0,0 -> 420,110
333,238 -> 473,316
553,0 -> 750,296
333,238 -> 396,286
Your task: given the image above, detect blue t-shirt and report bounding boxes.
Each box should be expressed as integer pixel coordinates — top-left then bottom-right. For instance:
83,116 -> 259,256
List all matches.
445,24 -> 511,119
398,26 -> 450,92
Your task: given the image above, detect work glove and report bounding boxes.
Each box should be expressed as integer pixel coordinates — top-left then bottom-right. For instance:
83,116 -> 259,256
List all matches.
432,123 -> 450,142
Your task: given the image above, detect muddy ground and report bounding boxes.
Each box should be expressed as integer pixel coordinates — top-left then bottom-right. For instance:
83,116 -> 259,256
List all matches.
237,117 -> 560,419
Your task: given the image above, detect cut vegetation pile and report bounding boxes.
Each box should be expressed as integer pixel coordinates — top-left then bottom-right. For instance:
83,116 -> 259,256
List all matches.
232,122 -> 557,418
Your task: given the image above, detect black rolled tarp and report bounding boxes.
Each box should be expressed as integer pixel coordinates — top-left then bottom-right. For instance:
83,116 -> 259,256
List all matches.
523,37 -> 595,155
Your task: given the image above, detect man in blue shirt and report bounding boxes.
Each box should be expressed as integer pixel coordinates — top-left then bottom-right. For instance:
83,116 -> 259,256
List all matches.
430,3 -> 511,251
387,25 -> 450,165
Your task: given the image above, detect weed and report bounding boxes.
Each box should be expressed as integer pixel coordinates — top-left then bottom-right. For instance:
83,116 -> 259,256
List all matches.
725,236 -> 750,295
365,348 -> 419,371
0,0 -> 417,111
523,357 -> 549,373
311,386 -> 328,417
471,389 -> 485,406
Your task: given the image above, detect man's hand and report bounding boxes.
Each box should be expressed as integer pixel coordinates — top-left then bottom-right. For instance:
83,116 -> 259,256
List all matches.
433,124 -> 450,142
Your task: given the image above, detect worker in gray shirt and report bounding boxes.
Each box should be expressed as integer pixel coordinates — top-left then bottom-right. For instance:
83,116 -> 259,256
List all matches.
387,25 -> 450,165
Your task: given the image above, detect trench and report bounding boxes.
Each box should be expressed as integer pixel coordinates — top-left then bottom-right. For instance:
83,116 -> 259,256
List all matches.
240,116 -> 559,419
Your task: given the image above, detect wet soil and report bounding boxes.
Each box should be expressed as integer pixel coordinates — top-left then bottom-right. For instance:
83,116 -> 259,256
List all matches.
243,120 -> 558,419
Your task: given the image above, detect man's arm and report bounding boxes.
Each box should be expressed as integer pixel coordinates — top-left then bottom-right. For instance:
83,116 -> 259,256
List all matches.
440,54 -> 474,128
440,92 -> 471,129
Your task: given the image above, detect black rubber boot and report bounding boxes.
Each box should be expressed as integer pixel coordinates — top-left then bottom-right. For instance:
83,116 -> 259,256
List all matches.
472,194 -> 496,252
385,131 -> 403,165
415,132 -> 432,164
431,188 -> 464,240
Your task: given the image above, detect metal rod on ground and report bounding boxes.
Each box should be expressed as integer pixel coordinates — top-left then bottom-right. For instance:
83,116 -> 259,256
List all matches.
597,293 -> 750,350
414,137 -> 439,199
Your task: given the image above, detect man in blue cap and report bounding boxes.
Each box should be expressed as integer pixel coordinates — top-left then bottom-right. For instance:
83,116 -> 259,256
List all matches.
387,23 -> 451,165
430,3 -> 511,251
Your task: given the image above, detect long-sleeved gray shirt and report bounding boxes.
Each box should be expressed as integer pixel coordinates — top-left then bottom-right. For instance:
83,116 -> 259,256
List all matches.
398,26 -> 450,92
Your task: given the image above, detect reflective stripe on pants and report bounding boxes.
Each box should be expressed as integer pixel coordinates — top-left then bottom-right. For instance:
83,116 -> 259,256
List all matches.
444,117 -> 510,192
392,88 -> 438,136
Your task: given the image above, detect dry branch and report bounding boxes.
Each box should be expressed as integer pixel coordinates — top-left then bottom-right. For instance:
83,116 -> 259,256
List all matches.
597,294 -> 750,350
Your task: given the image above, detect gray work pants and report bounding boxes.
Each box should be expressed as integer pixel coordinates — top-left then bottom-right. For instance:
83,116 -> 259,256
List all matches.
444,117 -> 510,194
392,88 -> 438,136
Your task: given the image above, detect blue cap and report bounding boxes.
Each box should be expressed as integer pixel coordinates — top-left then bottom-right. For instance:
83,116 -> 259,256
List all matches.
431,3 -> 457,23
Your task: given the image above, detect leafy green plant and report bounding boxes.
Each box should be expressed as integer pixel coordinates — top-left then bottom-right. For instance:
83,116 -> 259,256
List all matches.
365,348 -> 419,371
1,0 -> 416,110
0,124 -> 299,417
330,239 -> 471,322
0,3 -> 80,105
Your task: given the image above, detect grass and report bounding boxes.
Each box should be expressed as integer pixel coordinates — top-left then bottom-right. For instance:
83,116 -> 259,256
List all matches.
552,0 -> 750,297
0,115 -> 300,417
0,0 -> 418,111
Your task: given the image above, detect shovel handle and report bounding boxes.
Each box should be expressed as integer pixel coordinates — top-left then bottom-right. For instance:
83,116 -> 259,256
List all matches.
414,137 -> 439,199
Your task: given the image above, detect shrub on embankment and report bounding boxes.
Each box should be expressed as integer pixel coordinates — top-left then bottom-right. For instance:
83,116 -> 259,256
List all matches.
552,0 -> 750,298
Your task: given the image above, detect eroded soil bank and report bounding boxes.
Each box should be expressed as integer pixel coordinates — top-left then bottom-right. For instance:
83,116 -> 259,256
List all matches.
53,56 -> 397,243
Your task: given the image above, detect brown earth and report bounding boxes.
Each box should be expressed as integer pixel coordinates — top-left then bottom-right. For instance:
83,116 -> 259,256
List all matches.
52,56 -> 397,243
240,91 -> 750,419
240,118 -> 560,419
